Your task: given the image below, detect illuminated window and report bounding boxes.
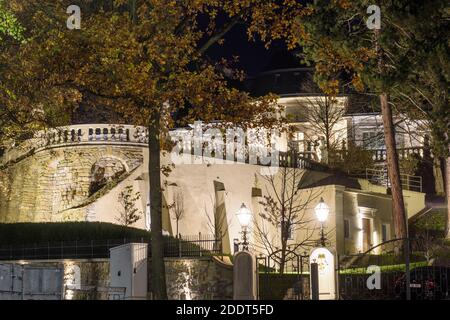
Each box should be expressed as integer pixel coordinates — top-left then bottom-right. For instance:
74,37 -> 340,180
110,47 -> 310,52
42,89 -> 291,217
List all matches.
293,132 -> 304,141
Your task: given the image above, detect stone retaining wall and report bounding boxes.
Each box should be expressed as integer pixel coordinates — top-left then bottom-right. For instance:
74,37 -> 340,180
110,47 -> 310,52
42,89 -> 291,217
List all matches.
0,144 -> 144,223
149,257 -> 233,300
3,256 -> 233,300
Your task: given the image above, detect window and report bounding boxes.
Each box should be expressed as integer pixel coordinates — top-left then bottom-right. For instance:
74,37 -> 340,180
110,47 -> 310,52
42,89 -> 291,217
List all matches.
344,219 -> 350,239
281,221 -> 293,240
396,134 -> 405,148
293,132 -> 304,141
362,131 -> 385,149
381,224 -> 389,243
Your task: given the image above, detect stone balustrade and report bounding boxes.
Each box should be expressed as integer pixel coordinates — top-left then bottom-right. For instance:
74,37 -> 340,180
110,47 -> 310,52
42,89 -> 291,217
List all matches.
371,147 -> 429,162
1,124 -> 148,166
329,146 -> 429,163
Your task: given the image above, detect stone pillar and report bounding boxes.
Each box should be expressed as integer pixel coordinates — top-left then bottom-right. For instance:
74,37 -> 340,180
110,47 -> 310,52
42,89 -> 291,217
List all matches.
233,251 -> 258,300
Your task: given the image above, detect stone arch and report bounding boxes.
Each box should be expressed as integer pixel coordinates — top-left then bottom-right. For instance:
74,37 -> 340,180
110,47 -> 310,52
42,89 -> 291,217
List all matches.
95,154 -> 131,172
88,156 -> 128,196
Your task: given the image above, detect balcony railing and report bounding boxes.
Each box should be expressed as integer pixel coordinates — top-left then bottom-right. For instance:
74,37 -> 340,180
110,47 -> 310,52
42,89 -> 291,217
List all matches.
329,146 -> 430,163
370,147 -> 429,162
1,124 -> 148,166
279,151 -> 331,172
363,168 -> 423,192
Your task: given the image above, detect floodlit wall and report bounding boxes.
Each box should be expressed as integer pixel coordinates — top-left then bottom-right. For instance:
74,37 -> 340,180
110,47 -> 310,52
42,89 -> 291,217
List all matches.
110,243 -> 148,300
0,123 -> 426,256
158,257 -> 233,300
358,179 -> 426,219
0,259 -> 109,300
0,144 -> 144,223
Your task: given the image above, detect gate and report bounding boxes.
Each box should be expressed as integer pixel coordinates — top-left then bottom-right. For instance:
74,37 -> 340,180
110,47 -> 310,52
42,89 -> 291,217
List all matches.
257,249 -> 309,300
0,263 -> 64,300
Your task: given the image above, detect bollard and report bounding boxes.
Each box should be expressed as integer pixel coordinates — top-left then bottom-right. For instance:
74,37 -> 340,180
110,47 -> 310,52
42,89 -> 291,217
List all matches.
310,262 -> 319,300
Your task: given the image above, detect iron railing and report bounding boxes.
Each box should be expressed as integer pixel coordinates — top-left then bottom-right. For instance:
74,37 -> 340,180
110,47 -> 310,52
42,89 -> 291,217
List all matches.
364,168 -> 423,192
0,234 -> 222,261
257,251 -> 310,300
337,238 -> 450,300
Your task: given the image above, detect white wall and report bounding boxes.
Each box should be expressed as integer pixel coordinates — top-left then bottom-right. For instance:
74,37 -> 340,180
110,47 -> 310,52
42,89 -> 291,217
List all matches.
80,147 -> 426,256
110,243 -> 147,300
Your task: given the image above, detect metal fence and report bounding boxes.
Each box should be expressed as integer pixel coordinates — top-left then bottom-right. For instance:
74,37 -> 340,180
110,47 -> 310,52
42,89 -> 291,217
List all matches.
257,250 -> 310,300
165,234 -> 222,258
0,234 -> 222,261
365,168 -> 423,192
337,238 -> 450,300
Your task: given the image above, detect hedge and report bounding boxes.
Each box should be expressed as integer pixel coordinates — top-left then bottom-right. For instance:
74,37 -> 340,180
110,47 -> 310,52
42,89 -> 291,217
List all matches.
259,273 -> 308,300
0,222 -> 153,245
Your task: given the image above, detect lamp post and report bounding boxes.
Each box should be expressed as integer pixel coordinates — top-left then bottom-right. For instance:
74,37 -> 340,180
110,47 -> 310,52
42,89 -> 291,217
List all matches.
236,203 -> 252,251
315,197 -> 330,246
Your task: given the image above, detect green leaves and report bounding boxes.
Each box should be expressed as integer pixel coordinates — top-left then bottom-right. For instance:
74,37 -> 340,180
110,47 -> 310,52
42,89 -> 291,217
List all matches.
297,0 -> 449,157
117,185 -> 142,226
0,1 -> 24,42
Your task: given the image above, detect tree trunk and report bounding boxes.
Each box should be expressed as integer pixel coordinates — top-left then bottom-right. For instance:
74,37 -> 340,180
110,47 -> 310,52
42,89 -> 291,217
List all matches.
446,156 -> 450,238
279,241 -> 287,275
434,157 -> 446,196
380,93 -> 407,239
325,98 -> 331,152
148,111 -> 168,300
279,217 -> 287,274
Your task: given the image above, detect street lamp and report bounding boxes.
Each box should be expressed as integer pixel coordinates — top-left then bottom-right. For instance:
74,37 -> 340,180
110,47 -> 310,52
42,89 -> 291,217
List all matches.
236,203 -> 252,250
315,197 -> 330,246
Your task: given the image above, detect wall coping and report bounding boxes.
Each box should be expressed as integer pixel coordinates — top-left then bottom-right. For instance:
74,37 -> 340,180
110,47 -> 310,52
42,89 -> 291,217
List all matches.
1,124 -> 148,166
0,258 -> 109,264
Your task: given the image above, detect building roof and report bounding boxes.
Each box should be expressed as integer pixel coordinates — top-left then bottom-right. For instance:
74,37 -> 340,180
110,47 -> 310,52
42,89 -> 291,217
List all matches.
298,172 -> 362,190
246,67 -> 322,97
246,66 -> 380,115
345,94 -> 380,115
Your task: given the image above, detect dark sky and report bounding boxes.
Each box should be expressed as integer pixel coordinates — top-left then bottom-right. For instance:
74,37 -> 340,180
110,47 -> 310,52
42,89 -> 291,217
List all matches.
206,24 -> 300,77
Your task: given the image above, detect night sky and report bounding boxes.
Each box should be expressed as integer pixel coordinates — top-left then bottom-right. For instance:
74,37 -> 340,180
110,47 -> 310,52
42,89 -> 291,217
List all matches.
206,23 -> 301,78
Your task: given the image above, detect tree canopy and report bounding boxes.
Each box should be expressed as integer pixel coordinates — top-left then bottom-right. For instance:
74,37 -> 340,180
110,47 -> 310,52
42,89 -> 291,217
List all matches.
295,0 -> 449,156
0,0 -> 305,299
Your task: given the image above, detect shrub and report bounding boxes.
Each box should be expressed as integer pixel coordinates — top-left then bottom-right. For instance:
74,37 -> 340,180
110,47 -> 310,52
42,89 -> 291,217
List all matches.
0,222 -> 152,245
